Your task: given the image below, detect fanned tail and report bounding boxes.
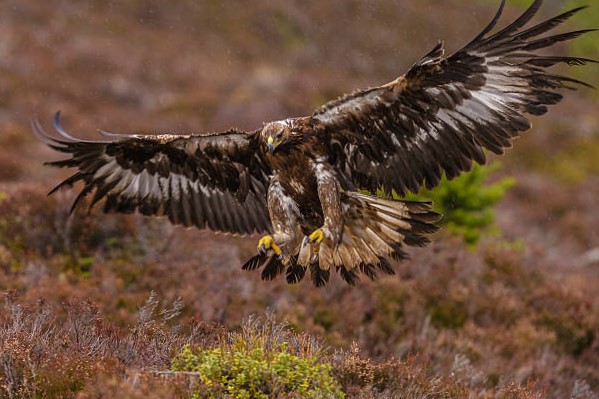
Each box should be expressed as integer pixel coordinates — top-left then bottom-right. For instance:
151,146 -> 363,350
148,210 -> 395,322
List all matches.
312,192 -> 440,285
241,192 -> 440,287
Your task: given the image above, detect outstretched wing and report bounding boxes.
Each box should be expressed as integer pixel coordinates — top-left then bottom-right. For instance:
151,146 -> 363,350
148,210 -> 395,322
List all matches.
34,112 -> 272,235
314,0 -> 596,196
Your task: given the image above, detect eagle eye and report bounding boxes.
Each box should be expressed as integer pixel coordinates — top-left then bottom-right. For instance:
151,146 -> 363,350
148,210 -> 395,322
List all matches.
275,132 -> 283,139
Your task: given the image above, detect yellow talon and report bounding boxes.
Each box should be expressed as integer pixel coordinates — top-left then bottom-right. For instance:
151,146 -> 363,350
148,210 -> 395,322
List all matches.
309,229 -> 324,244
257,235 -> 273,248
313,243 -> 320,255
257,235 -> 282,256
302,229 -> 325,255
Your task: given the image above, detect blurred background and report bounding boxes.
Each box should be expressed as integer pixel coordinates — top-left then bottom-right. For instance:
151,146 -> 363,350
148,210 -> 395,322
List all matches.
0,0 -> 597,397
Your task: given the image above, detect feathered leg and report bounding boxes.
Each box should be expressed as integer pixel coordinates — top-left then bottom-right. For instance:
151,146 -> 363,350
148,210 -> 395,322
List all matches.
242,178 -> 304,282
299,161 -> 344,286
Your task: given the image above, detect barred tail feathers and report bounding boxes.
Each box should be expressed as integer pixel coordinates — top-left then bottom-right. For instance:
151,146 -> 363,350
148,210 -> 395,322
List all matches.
242,192 -> 440,287
314,192 -> 440,285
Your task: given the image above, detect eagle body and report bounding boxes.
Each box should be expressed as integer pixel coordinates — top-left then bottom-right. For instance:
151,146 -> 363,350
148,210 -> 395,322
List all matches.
252,117 -> 439,285
36,0 -> 596,286
269,159 -> 322,232
262,119 -> 338,233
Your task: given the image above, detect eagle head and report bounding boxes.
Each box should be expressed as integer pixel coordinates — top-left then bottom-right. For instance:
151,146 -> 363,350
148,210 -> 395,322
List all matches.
261,121 -> 292,154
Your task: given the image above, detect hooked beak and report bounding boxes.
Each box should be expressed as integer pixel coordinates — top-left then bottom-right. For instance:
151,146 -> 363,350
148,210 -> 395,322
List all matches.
267,137 -> 275,154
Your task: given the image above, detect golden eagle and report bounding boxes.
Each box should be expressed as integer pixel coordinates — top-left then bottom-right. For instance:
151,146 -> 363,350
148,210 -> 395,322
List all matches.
35,0 -> 595,286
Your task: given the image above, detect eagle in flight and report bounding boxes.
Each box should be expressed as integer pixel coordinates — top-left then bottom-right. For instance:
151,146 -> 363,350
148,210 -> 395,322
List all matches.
35,0 -> 595,286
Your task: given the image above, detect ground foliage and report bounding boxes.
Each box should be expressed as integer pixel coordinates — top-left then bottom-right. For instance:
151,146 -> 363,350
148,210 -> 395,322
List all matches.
171,313 -> 344,399
0,0 -> 598,397
403,162 -> 515,245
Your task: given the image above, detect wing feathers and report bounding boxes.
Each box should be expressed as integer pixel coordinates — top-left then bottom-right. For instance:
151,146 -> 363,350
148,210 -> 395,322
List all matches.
483,0 -> 544,44
465,0 -> 506,47
521,29 -> 597,52
38,113 -> 272,235
525,56 -> 597,68
315,0 -> 595,196
514,6 -> 588,41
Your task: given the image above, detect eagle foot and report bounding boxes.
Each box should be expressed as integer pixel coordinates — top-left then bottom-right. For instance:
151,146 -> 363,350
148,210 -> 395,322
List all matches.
303,228 -> 324,244
257,235 -> 282,256
302,228 -> 325,254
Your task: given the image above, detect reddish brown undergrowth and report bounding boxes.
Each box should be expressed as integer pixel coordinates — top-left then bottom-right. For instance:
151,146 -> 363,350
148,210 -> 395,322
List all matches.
0,290 -> 198,398
1,0 -> 598,397
0,291 -> 549,398
1,180 -> 597,397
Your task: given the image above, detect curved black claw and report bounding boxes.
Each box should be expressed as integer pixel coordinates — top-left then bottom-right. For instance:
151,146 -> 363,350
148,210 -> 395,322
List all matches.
257,244 -> 267,256
301,236 -> 310,248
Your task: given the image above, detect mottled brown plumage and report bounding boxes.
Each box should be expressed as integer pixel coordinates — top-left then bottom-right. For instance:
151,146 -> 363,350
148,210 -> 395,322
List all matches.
35,0 -> 595,286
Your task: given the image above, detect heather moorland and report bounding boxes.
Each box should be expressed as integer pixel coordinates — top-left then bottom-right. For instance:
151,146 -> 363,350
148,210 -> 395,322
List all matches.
0,0 -> 598,397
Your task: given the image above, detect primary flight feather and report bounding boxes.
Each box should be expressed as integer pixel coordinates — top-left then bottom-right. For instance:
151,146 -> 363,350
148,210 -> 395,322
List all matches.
35,0 -> 596,286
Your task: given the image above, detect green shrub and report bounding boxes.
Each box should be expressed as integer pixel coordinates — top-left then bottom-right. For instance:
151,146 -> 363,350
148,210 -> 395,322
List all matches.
403,163 -> 515,245
171,314 -> 344,399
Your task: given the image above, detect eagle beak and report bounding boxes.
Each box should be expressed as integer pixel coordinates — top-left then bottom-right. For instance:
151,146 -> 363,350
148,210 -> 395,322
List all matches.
267,137 -> 275,154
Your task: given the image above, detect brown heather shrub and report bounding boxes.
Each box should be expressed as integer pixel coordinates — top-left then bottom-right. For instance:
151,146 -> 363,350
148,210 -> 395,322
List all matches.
0,183 -> 143,272
0,292 -> 113,398
331,342 -> 546,398
0,184 -> 596,397
0,291 -> 205,398
0,291 -> 548,399
75,372 -> 197,399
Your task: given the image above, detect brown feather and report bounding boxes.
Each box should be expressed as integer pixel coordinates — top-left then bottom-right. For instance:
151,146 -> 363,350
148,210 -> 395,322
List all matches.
314,1 -> 595,197
36,112 -> 272,236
